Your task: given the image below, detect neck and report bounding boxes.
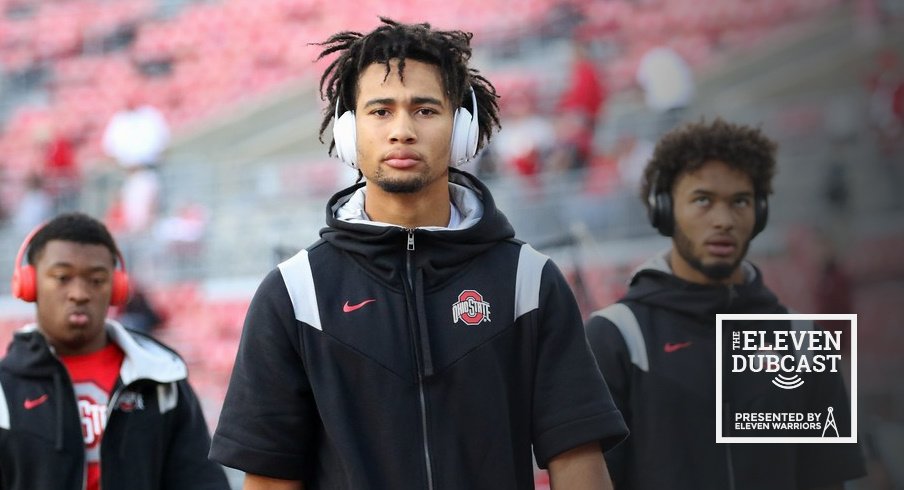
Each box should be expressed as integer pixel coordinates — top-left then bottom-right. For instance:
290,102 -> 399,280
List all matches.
668,249 -> 745,286
364,179 -> 451,228
43,331 -> 109,357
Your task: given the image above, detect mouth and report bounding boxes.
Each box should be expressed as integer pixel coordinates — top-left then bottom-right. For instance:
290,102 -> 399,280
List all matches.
704,237 -> 737,257
382,150 -> 422,169
67,310 -> 90,327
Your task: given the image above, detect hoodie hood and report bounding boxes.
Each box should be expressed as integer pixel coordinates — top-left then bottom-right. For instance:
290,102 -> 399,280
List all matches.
320,169 -> 516,288
624,250 -> 784,321
2,320 -> 186,383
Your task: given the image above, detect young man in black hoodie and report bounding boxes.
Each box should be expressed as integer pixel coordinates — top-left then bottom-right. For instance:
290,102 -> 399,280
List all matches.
0,212 -> 229,490
210,18 -> 627,490
586,119 -> 865,489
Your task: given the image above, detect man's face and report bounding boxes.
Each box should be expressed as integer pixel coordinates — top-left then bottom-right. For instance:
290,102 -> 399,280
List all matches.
34,240 -> 114,356
354,59 -> 454,195
670,160 -> 757,285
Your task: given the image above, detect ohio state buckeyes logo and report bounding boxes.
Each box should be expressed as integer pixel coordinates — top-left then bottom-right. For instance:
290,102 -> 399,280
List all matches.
452,290 -> 491,326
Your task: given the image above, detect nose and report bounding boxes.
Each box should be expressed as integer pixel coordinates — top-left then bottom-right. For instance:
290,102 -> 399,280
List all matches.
711,202 -> 735,231
68,278 -> 91,304
388,112 -> 416,144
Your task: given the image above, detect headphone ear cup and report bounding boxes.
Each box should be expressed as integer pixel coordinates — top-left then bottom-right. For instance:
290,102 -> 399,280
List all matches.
650,192 -> 674,237
466,106 -> 479,160
450,107 -> 474,165
110,270 -> 130,307
332,110 -> 358,168
752,195 -> 768,238
12,265 -> 37,302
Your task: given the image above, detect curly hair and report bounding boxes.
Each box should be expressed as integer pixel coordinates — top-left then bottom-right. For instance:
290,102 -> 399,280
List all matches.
315,17 -> 500,156
640,118 -> 778,210
27,212 -> 120,266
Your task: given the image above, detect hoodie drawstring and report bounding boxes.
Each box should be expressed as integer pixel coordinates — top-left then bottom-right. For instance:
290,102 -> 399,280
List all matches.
52,371 -> 65,451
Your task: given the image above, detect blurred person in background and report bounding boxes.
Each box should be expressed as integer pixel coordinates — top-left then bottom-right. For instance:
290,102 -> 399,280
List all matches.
556,38 -> 607,171
492,85 -> 556,184
116,283 -> 164,336
635,44 -> 695,136
210,17 -> 627,490
36,124 -> 81,214
0,212 -> 229,490
585,119 -> 865,489
867,48 -> 904,152
12,172 -> 53,236
102,92 -> 170,235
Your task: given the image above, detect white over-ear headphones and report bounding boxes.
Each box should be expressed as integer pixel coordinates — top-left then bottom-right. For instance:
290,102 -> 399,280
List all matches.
332,86 -> 480,168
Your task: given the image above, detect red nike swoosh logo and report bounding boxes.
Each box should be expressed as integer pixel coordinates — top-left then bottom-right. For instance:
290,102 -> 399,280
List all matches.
664,341 -> 693,353
343,299 -> 376,313
23,394 -> 48,410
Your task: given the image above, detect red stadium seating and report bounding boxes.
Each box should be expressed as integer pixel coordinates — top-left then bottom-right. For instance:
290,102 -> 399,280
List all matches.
0,0 -> 854,174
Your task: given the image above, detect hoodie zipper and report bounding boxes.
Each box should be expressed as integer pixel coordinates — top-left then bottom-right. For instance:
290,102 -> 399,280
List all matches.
50,358 -> 89,490
727,284 -> 738,308
95,382 -> 130,490
405,228 -> 435,490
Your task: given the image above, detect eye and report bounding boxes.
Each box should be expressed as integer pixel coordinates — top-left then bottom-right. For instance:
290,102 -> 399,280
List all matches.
693,196 -> 711,206
734,197 -> 751,208
415,107 -> 437,117
370,108 -> 390,117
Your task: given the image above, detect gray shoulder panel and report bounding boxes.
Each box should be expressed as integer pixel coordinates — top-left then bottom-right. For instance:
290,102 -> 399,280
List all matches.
590,303 -> 650,372
514,244 -> 549,321
277,249 -> 322,331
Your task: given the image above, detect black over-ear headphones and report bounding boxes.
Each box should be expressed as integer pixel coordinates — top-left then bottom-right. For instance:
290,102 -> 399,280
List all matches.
647,172 -> 769,238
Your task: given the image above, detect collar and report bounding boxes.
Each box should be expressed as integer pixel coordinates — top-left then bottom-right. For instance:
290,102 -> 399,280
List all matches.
631,248 -> 757,284
334,182 -> 484,231
18,320 -> 187,384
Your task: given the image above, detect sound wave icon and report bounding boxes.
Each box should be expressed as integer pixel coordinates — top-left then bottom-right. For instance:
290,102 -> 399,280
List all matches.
772,374 -> 805,390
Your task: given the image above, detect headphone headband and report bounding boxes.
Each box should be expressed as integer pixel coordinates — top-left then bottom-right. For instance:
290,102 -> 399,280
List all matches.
13,225 -> 43,279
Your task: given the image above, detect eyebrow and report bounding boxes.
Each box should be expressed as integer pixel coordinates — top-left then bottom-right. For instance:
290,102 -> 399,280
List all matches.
47,263 -> 112,273
361,96 -> 445,109
690,189 -> 754,197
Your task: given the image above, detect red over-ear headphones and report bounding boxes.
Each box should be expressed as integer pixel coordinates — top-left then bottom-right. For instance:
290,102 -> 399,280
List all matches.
11,224 -> 131,306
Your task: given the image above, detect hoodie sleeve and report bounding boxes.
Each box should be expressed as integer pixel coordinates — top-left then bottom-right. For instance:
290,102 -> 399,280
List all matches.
209,269 -> 320,481
531,260 -> 628,468
585,312 -> 633,487
162,380 -> 230,489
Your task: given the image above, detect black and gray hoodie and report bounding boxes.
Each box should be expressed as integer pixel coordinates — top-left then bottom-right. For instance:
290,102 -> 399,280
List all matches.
211,169 -> 628,489
585,252 -> 865,490
0,320 -> 229,490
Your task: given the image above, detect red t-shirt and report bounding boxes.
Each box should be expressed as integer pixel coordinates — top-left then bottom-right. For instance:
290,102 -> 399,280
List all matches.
60,343 -> 125,490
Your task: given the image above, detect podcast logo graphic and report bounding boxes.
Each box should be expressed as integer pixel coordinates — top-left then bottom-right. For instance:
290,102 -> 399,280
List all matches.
730,328 -> 842,390
716,313 -> 857,444
822,407 -> 840,437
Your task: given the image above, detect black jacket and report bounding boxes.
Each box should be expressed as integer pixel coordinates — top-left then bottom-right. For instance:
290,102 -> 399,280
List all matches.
0,321 -> 229,490
211,170 -> 627,489
586,253 -> 865,490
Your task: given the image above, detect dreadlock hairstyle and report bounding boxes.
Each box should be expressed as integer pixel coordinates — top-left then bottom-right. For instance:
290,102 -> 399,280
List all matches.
315,17 -> 500,158
640,118 -> 778,212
